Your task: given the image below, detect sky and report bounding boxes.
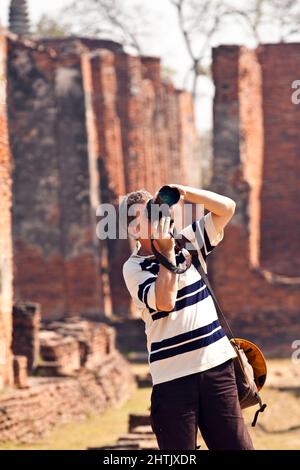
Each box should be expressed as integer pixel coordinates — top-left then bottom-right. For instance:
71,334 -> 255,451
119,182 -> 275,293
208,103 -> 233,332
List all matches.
0,0 -> 63,23
1,0 -> 296,131
0,0 -> 195,86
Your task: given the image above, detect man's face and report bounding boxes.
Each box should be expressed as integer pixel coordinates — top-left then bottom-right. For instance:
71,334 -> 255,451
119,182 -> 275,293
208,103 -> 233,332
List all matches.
133,199 -> 175,241
137,200 -> 152,241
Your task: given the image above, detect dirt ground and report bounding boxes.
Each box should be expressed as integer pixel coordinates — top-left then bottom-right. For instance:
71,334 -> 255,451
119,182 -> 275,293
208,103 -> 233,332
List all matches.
0,358 -> 299,450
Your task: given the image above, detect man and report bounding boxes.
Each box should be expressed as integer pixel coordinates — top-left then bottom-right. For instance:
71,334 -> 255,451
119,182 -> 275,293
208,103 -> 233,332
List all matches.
122,184 -> 254,450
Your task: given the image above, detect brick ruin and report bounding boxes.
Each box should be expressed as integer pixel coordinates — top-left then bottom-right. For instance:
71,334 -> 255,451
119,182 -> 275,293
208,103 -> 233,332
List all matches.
0,32 -> 13,390
0,304 -> 135,443
7,35 -> 199,321
1,22 -> 299,444
211,44 -> 300,352
0,27 -> 199,441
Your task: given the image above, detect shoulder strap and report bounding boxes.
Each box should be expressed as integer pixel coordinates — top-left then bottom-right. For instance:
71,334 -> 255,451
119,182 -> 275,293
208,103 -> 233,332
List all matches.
150,238 -> 189,274
191,252 -> 236,342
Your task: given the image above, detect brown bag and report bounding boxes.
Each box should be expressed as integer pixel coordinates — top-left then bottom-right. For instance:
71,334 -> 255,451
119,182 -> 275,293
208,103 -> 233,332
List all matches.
230,340 -> 267,425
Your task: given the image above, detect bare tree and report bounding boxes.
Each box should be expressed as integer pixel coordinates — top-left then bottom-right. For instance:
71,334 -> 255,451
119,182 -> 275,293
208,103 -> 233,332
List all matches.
37,0 -> 300,99
169,0 -> 229,98
169,0 -> 300,98
230,0 -> 300,44
61,0 -> 153,54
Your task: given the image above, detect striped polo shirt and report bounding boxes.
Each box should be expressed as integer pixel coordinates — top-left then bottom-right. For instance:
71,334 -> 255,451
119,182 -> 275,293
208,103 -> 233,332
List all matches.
123,211 -> 236,385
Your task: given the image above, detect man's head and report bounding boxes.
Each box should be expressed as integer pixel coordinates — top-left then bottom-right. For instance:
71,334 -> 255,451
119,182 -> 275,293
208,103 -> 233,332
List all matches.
121,186 -> 176,235
120,188 -> 153,242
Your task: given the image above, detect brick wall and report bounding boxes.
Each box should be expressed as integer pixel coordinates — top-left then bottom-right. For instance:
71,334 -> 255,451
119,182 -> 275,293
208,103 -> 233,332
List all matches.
8,38 -> 108,320
0,313 -> 135,443
7,36 -> 199,320
0,351 -> 135,443
0,32 -> 13,389
211,45 -> 300,352
88,49 -> 129,316
258,44 -> 300,277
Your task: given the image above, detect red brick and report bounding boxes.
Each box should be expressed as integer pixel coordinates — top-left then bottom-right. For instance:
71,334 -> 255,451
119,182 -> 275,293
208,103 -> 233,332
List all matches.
0,32 -> 13,389
212,44 -> 300,352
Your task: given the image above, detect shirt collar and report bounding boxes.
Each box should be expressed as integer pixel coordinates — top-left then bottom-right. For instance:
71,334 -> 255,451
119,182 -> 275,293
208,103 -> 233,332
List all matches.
132,241 -> 155,258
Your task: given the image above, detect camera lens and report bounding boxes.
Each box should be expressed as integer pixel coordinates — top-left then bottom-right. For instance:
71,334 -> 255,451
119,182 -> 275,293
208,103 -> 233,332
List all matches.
156,186 -> 180,207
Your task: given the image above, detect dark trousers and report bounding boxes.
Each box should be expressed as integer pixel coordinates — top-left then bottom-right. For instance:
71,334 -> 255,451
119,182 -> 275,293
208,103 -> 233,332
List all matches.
150,359 -> 254,450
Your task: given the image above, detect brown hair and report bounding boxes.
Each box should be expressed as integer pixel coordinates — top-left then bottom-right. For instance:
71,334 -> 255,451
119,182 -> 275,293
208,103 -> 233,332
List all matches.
119,189 -> 153,233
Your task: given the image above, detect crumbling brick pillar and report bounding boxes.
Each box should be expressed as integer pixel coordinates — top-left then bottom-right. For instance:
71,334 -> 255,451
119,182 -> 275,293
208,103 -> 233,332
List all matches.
53,51 -> 105,319
8,38 -> 107,320
177,90 -> 200,187
8,39 -> 68,319
115,53 -> 151,193
88,50 -> 129,316
211,45 -> 300,349
141,57 -> 169,188
162,82 -> 182,184
12,302 -> 41,371
0,32 -> 13,389
8,35 -> 199,321
90,50 -> 126,201
258,44 -> 300,277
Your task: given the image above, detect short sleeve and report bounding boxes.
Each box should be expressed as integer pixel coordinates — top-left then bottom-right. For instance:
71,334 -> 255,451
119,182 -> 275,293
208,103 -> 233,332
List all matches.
123,260 -> 157,313
179,212 -> 224,271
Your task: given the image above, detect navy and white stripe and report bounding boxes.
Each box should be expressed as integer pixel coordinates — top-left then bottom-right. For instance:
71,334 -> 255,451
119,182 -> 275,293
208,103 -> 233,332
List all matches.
123,212 -> 236,385
192,219 -> 214,262
137,277 -> 156,313
151,278 -> 209,321
149,328 -> 225,363
139,258 -> 160,275
138,253 -> 199,318
151,319 -> 221,352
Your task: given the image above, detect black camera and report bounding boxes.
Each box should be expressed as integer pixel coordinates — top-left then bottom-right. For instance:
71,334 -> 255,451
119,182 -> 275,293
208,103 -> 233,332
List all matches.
146,185 -> 181,221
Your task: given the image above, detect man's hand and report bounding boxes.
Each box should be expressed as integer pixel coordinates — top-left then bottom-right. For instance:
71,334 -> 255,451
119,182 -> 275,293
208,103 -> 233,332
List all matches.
168,184 -> 187,199
168,184 -> 236,234
153,215 -> 178,312
151,215 -> 175,257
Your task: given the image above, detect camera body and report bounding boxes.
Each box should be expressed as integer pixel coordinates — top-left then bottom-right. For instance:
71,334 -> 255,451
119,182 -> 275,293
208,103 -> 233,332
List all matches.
146,185 -> 181,221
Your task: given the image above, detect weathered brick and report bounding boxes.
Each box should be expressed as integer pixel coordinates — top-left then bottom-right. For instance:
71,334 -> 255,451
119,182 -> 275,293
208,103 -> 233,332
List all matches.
211,44 -> 300,351
0,32 -> 13,389
13,355 -> 28,388
6,35 -> 199,321
12,302 -> 40,371
8,38 -> 108,319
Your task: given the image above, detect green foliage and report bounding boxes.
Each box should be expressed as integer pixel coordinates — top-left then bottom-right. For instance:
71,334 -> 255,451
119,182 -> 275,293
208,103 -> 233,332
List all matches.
35,14 -> 71,38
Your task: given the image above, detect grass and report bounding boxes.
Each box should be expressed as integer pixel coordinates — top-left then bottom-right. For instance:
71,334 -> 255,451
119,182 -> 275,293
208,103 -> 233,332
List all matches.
243,387 -> 300,450
0,360 -> 299,450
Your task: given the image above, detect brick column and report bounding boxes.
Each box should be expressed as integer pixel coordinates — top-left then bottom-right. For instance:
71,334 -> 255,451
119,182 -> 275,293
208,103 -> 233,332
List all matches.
258,44 -> 300,277
211,45 -> 300,349
0,32 -> 13,389
9,39 -> 105,319
8,39 -> 67,319
176,90 -> 199,187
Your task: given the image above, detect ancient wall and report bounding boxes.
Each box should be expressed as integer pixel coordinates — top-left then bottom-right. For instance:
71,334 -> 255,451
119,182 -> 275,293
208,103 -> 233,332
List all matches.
0,346 -> 135,443
258,44 -> 300,277
8,37 -> 108,320
0,32 -> 13,389
0,307 -> 135,443
211,45 -> 300,352
7,36 -> 199,319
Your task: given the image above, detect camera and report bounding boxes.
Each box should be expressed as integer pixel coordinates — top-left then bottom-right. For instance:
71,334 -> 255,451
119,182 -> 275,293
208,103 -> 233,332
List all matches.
146,185 -> 181,221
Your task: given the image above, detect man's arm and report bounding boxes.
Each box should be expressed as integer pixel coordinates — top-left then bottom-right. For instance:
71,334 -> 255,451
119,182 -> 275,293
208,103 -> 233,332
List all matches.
152,215 -> 178,312
171,185 -> 236,233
